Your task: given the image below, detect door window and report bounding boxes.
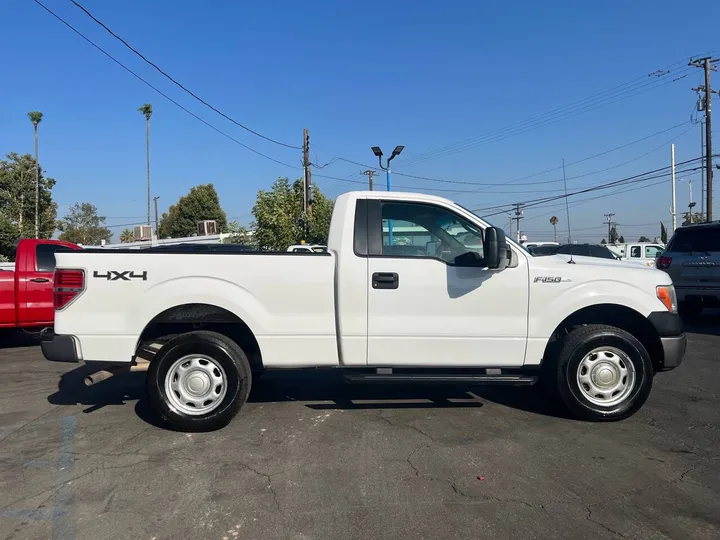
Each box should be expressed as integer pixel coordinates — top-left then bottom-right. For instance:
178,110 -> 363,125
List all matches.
380,202 -> 484,264
630,246 -> 642,258
36,245 -> 73,272
645,245 -> 663,259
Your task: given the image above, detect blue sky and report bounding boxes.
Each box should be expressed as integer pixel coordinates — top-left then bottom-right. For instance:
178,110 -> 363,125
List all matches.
1,0 -> 717,242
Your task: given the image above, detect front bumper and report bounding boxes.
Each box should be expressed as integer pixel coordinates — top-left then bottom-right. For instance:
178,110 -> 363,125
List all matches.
647,312 -> 686,371
40,329 -> 80,363
658,334 -> 687,371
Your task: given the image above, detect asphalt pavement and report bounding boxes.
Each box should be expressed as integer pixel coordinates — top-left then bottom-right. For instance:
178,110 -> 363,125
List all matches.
0,317 -> 718,540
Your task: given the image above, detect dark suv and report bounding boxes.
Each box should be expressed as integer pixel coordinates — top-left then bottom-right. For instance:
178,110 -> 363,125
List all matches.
656,221 -> 720,315
529,243 -> 619,260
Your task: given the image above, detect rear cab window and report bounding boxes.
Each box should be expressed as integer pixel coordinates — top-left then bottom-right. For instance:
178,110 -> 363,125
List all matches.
36,244 -> 74,273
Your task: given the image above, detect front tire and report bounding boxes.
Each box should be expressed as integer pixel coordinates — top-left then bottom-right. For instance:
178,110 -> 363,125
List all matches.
147,330 -> 252,432
552,325 -> 653,421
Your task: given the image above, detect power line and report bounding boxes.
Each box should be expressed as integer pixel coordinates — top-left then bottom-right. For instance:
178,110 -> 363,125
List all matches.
398,55 -> 714,168
67,0 -> 300,149
32,0 -> 301,170
476,159 -> 703,217
390,122 -> 694,191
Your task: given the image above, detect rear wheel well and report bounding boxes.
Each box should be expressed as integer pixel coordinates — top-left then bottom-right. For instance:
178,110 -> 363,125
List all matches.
542,304 -> 663,372
137,303 -> 263,371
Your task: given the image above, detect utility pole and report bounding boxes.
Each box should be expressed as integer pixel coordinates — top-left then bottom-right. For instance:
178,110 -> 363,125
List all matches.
153,196 -> 160,237
690,56 -> 719,221
511,203 -> 524,243
604,213 -> 616,244
671,144 -> 677,231
700,119 -> 705,219
301,129 -> 312,240
361,170 -> 374,190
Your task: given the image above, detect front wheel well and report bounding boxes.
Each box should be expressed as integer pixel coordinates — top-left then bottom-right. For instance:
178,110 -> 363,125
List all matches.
136,303 -> 263,371
542,304 -> 663,372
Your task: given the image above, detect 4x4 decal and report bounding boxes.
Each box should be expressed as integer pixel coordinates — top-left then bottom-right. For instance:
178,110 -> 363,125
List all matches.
93,270 -> 147,281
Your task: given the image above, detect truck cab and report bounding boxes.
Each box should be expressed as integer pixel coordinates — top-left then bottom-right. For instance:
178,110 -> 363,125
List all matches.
0,238 -> 80,329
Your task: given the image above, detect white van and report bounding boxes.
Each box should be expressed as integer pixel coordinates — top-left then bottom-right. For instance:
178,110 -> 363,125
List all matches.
609,243 -> 664,267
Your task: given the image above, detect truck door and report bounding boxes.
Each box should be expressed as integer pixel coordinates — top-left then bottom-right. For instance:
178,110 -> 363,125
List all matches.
17,243 -> 76,326
365,199 -> 529,367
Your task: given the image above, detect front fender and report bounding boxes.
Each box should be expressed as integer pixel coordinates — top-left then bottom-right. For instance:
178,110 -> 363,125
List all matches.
529,279 -> 660,339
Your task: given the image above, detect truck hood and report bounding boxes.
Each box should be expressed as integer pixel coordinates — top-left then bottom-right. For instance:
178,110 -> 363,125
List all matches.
549,254 -> 655,270
527,253 -> 672,289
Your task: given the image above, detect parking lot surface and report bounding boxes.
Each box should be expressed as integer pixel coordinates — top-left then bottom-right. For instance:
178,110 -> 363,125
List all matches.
1,319 -> 719,540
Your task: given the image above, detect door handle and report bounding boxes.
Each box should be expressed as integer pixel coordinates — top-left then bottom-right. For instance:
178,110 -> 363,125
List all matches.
29,277 -> 50,283
372,272 -> 399,290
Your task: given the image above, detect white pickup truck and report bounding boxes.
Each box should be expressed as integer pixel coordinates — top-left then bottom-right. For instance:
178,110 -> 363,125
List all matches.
42,191 -> 686,431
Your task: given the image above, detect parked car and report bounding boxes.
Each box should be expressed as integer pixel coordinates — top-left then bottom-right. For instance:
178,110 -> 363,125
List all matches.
286,244 -> 327,253
0,239 -> 81,332
42,191 -> 684,431
656,221 -> 720,316
607,243 -> 665,267
528,243 -> 619,260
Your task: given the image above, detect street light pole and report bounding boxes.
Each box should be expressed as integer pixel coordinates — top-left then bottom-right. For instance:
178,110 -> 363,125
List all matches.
678,179 -> 694,223
371,145 -> 405,246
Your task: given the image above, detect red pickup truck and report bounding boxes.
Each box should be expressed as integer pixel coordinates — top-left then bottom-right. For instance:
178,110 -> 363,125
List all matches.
0,239 -> 80,331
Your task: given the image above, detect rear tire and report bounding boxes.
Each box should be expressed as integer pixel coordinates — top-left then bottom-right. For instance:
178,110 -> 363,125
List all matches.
552,325 -> 653,421
147,330 -> 252,432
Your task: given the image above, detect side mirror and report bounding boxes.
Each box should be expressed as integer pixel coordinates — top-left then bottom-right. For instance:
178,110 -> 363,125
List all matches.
454,251 -> 483,267
484,227 -> 510,270
425,241 -> 438,256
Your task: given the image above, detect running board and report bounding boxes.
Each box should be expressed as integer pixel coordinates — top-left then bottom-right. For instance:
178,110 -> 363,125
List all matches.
344,371 -> 537,386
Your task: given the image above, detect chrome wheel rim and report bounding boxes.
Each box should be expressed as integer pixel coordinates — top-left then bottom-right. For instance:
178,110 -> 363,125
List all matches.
576,347 -> 636,407
165,355 -> 228,415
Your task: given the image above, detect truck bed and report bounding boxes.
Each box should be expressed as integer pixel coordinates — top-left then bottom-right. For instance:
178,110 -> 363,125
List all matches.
53,250 -> 340,366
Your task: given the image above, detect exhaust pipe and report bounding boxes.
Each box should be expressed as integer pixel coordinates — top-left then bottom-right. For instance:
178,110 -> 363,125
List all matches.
84,361 -> 150,386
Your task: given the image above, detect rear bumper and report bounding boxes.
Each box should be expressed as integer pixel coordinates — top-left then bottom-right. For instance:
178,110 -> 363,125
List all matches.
676,286 -> 720,305
40,329 -> 79,363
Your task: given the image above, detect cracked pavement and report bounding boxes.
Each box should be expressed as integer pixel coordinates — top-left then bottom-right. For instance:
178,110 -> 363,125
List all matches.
0,319 -> 719,540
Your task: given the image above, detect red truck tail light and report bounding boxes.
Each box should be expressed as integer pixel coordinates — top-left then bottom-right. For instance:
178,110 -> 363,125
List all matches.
53,269 -> 85,310
656,256 -> 672,270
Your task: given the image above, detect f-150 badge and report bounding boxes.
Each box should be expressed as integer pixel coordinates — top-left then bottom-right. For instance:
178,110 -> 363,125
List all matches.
533,276 -> 571,283
93,271 -> 147,281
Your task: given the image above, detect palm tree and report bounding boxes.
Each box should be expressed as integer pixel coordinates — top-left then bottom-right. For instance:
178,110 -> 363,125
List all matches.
549,216 -> 559,242
138,104 -> 153,227
27,111 -> 43,238
119,229 -> 135,243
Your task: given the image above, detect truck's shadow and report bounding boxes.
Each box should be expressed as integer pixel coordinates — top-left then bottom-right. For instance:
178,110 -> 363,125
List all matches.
47,365 -> 570,430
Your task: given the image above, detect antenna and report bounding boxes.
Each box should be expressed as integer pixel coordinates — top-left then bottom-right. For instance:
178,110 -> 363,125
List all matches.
562,158 -> 575,264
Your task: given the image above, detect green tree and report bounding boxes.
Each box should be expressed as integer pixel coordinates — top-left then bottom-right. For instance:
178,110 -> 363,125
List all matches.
223,221 -> 253,245
138,104 -> 152,226
682,212 -> 704,226
0,152 -> 58,258
27,111 -> 43,238
660,222 -> 668,244
158,183 -> 228,238
618,235 -> 625,243
609,225 -> 619,244
119,228 -> 135,243
600,238 -> 606,244
251,177 -> 334,251
638,236 -> 651,242
57,202 -> 112,246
